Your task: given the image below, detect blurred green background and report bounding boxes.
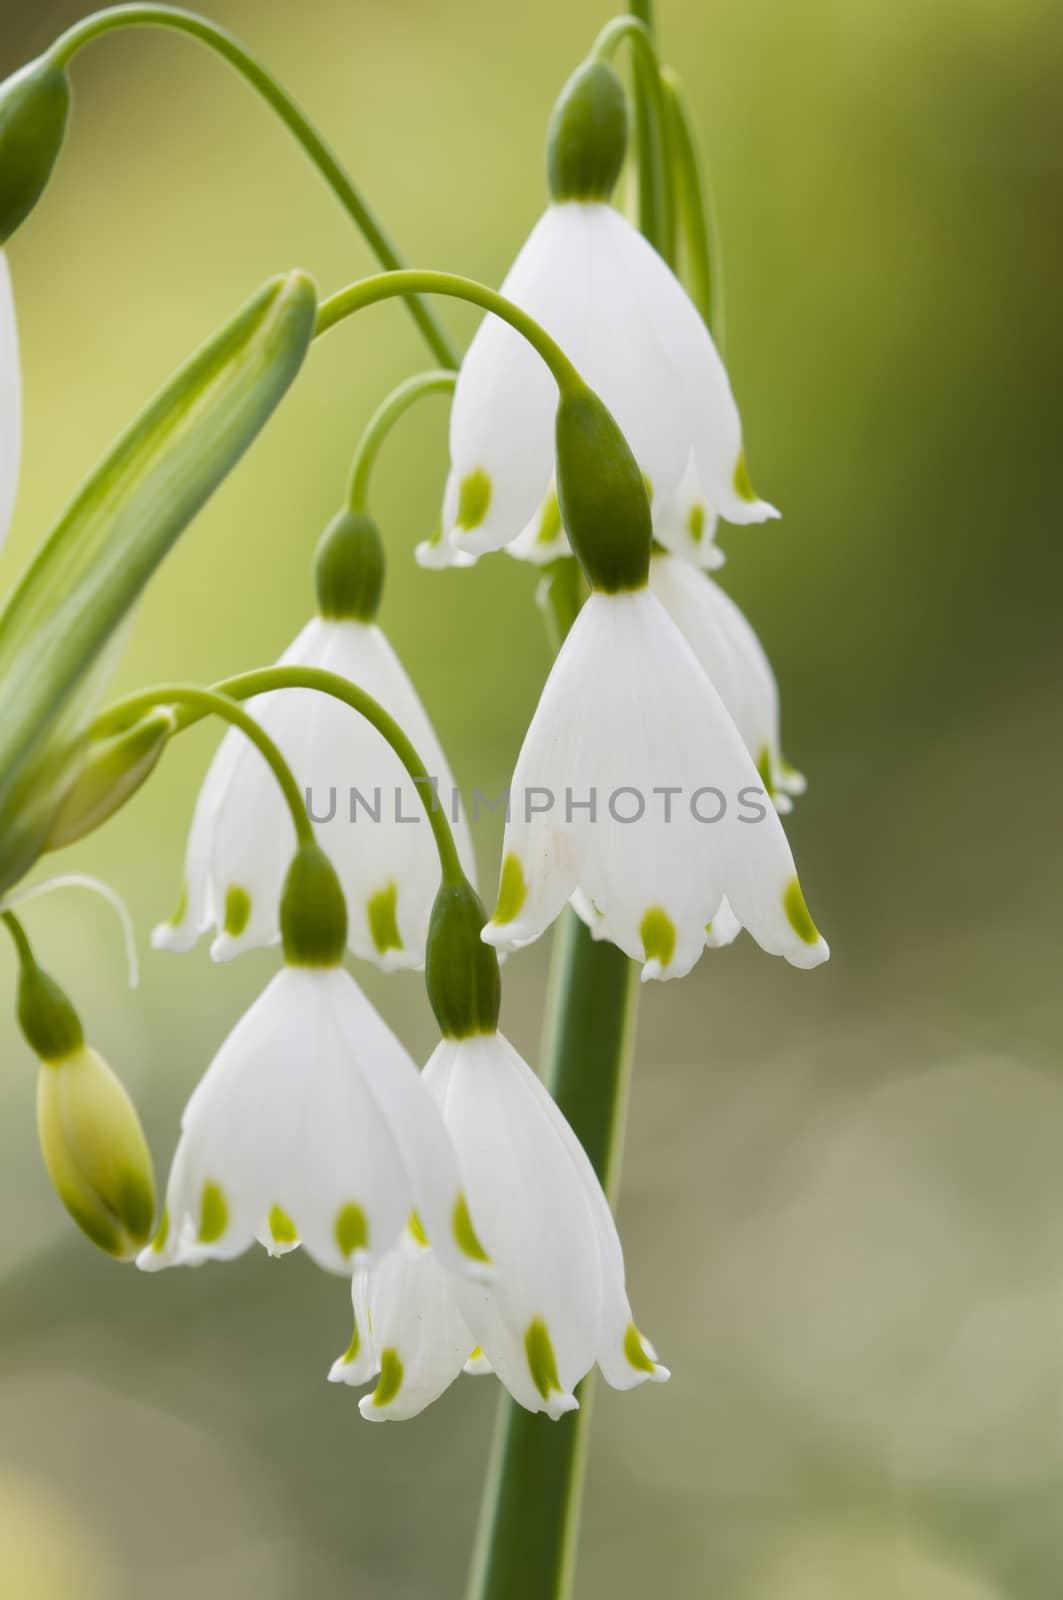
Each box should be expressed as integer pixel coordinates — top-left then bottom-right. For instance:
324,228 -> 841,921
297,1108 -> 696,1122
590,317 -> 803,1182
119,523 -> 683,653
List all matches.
1,0 -> 1062,1594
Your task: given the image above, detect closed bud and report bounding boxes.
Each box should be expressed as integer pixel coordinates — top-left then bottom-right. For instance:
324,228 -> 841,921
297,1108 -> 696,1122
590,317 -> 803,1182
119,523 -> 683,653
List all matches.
37,1045 -> 156,1260
0,57 -> 71,244
314,509 -> 386,621
555,381 -> 652,593
546,59 -> 628,204
426,877 -> 501,1039
45,706 -> 175,849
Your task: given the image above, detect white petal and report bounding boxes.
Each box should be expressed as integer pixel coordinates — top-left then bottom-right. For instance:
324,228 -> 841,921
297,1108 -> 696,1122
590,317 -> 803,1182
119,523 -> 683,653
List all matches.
506,483 -> 571,567
329,1269 -> 379,1387
597,205 -> 779,527
155,617 -> 474,970
651,454 -> 725,570
0,253 -> 20,554
429,1033 -> 603,1417
490,589 -> 827,977
650,553 -> 803,808
138,967 -> 461,1277
354,1243 -> 475,1422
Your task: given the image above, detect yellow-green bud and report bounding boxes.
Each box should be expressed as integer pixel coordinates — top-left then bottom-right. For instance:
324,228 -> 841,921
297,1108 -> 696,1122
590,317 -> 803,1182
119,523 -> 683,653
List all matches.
37,1046 -> 156,1260
426,878 -> 501,1038
555,381 -> 652,592
314,510 -> 386,621
0,57 -> 71,244
45,707 -> 175,850
546,60 -> 628,204
280,843 -> 348,965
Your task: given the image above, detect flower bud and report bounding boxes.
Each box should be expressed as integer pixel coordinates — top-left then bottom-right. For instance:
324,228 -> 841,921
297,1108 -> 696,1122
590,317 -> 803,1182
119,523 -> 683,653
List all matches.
0,57 -> 71,245
546,59 -> 628,204
45,707 -> 175,850
280,842 -> 348,966
37,1045 -> 156,1260
426,877 -> 501,1038
314,509 -> 386,621
554,381 -> 652,592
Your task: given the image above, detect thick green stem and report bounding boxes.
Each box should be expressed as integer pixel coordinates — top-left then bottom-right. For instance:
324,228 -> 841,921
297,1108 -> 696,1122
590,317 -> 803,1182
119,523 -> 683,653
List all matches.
347,369 -> 456,513
90,684 -> 313,846
466,570 -> 639,1600
93,666 -> 467,888
48,5 -> 459,367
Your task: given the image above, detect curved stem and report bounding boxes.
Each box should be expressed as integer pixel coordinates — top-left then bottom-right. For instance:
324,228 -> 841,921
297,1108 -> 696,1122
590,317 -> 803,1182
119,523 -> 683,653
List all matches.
593,8 -> 673,259
48,5 -> 459,368
93,668 -> 466,888
661,67 -> 725,351
348,369 -> 456,513
1,909 -> 35,970
316,270 -> 582,392
91,684 -> 313,846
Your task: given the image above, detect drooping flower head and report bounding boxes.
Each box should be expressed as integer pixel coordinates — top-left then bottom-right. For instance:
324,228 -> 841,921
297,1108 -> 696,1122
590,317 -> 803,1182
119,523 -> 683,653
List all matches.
330,880 -> 667,1420
483,385 -> 828,981
154,510 -> 474,970
141,843 -> 485,1279
426,59 -> 776,572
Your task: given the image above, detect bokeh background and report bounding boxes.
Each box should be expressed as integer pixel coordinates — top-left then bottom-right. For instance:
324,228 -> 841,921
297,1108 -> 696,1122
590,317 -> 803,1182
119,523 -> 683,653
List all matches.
1,0 -> 1061,1594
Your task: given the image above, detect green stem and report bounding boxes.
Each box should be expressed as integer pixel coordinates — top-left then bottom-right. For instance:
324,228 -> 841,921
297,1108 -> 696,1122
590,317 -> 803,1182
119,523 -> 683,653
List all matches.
1,909 -> 35,970
48,5 -> 459,368
660,67 -> 726,351
93,667 -> 466,888
91,684 -> 313,846
465,570 -> 639,1600
348,369 -> 456,513
316,271 -> 582,393
592,10 -> 674,259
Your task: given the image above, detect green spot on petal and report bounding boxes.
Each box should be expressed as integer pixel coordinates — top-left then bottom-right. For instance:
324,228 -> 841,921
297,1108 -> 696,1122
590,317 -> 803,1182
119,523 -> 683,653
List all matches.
624,1322 -> 657,1374
151,1205 -> 170,1253
339,1320 -> 361,1365
469,1346 -> 484,1363
456,468 -> 491,531
640,906 -> 676,970
756,745 -> 776,800
536,489 -> 562,545
199,1181 -> 228,1245
453,1193 -> 491,1264
408,1210 -> 428,1248
525,1317 -> 563,1403
494,853 -> 527,925
687,503 -> 705,543
373,1347 -> 404,1407
223,885 -> 251,937
167,883 -> 188,928
335,1202 -> 369,1259
733,448 -> 757,503
367,882 -> 402,956
783,877 -> 819,945
269,1205 -> 298,1245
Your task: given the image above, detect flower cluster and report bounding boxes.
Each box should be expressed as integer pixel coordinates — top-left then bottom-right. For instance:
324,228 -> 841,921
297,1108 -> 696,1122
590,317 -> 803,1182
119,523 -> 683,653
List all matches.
0,15 -> 828,1441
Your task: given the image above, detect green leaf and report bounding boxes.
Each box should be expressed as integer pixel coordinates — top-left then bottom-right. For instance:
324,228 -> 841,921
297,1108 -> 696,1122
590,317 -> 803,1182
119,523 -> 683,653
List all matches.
0,270 -> 317,891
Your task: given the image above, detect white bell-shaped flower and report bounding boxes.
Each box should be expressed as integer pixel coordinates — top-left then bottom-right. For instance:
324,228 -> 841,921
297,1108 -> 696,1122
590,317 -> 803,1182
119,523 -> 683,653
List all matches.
483,587 -> 829,981
139,948 -> 483,1279
331,1029 -> 667,1421
649,551 -> 805,813
0,253 -> 21,553
437,201 -> 776,566
156,513 -> 474,970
